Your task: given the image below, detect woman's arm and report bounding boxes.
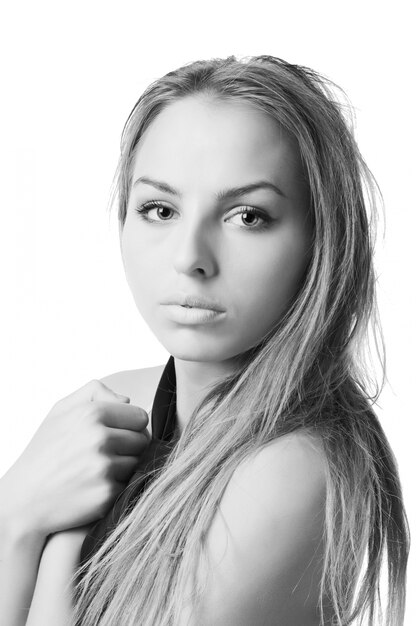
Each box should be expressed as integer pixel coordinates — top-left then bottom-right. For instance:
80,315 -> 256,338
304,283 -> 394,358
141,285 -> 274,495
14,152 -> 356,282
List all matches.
18,433 -> 328,626
186,432 -> 329,626
0,375 -> 149,623
25,526 -> 90,626
0,514 -> 46,626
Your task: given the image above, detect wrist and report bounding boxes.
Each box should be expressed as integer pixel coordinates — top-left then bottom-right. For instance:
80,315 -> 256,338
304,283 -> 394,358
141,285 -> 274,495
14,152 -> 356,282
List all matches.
0,477 -> 48,543
0,510 -> 47,547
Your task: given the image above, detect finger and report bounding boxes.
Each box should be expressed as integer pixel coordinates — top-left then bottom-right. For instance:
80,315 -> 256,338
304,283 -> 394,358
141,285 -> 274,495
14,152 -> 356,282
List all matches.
95,402 -> 149,432
53,379 -> 130,412
105,429 -> 151,456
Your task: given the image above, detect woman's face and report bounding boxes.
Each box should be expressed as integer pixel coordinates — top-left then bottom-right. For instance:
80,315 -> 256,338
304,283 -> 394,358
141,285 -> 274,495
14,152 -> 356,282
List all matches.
121,96 -> 312,363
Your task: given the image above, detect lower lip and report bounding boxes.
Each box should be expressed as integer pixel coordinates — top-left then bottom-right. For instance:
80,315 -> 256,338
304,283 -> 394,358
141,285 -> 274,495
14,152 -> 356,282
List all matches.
162,304 -> 226,325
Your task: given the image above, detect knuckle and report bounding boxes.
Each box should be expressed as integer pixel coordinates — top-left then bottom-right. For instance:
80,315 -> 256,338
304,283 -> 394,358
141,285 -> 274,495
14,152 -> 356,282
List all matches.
94,425 -> 110,451
87,378 -> 103,391
86,401 -> 106,423
96,454 -> 112,479
84,403 -> 100,420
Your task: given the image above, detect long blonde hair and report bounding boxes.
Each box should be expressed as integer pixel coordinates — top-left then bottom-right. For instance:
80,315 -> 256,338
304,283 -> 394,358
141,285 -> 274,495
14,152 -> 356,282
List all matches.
73,56 -> 409,625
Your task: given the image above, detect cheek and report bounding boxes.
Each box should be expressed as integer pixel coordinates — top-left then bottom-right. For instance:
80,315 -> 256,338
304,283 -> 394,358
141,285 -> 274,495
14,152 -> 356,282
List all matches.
120,228 -> 156,303
231,228 -> 310,322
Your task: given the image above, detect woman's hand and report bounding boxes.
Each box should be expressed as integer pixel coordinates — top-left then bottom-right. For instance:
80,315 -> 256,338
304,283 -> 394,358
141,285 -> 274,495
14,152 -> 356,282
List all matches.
0,379 -> 151,539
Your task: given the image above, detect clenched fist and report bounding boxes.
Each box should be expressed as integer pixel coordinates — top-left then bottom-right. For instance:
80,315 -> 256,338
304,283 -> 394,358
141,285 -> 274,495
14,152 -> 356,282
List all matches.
1,379 -> 151,538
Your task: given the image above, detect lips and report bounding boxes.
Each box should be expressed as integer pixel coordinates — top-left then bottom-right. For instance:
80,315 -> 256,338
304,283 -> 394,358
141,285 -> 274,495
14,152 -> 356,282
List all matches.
162,292 -> 225,312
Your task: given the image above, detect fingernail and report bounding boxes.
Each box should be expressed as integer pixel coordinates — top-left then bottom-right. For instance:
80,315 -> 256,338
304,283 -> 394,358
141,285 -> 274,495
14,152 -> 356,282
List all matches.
116,393 -> 130,402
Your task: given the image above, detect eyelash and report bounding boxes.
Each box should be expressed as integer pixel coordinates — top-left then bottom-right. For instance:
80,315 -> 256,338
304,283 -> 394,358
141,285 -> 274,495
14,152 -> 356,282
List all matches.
134,201 -> 270,231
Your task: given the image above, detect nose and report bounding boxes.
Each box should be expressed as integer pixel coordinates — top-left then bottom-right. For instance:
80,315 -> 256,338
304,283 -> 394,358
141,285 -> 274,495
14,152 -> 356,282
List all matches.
172,218 -> 218,278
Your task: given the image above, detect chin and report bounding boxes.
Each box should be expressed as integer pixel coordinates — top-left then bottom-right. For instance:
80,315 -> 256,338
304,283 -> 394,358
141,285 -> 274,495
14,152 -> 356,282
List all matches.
166,345 -> 227,362
158,334 -> 249,364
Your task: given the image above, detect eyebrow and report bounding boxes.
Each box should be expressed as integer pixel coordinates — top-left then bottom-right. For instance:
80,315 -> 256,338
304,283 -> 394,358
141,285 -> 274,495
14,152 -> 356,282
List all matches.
132,176 -> 286,199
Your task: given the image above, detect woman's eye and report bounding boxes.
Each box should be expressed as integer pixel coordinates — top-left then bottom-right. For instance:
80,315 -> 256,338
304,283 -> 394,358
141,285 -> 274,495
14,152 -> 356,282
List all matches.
135,201 -> 175,222
226,207 -> 269,231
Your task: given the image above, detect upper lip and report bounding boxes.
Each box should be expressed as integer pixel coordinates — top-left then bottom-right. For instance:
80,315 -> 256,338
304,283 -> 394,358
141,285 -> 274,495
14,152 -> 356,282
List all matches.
162,292 -> 225,312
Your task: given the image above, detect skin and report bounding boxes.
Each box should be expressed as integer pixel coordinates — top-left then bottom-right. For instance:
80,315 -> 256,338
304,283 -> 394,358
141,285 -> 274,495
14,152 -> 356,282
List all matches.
120,95 -> 312,433
20,96 -> 324,625
0,381 -> 150,626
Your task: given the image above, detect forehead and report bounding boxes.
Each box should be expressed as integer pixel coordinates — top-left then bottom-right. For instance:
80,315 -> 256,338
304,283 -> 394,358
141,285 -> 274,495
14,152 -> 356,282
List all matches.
131,96 -> 303,192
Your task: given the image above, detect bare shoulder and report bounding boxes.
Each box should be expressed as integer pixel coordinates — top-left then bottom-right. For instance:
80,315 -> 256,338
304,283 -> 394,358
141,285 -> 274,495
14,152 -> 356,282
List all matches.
193,431 -> 328,625
214,431 -> 327,555
99,363 -> 165,412
232,430 -> 327,514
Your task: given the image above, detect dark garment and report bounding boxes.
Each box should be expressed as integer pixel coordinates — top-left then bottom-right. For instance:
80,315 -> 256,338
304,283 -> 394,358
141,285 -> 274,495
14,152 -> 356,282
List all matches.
79,355 -> 177,568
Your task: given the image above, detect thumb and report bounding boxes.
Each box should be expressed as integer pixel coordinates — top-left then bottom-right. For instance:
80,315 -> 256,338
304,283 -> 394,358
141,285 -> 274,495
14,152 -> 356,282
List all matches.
113,391 -> 131,402
54,379 -> 130,411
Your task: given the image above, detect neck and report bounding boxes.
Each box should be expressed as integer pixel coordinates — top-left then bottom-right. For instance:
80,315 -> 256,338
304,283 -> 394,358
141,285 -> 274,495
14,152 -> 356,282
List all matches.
173,356 -> 241,434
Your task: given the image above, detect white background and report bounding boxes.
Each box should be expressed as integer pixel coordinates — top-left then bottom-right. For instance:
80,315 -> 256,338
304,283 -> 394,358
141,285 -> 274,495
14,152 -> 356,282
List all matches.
0,1 -> 414,622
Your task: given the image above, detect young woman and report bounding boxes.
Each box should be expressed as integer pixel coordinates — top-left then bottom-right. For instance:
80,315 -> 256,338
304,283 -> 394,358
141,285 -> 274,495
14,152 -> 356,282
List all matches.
0,55 -> 409,625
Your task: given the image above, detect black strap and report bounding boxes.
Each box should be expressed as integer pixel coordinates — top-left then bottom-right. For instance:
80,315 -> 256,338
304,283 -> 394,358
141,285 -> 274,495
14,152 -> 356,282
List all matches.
151,355 -> 177,441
